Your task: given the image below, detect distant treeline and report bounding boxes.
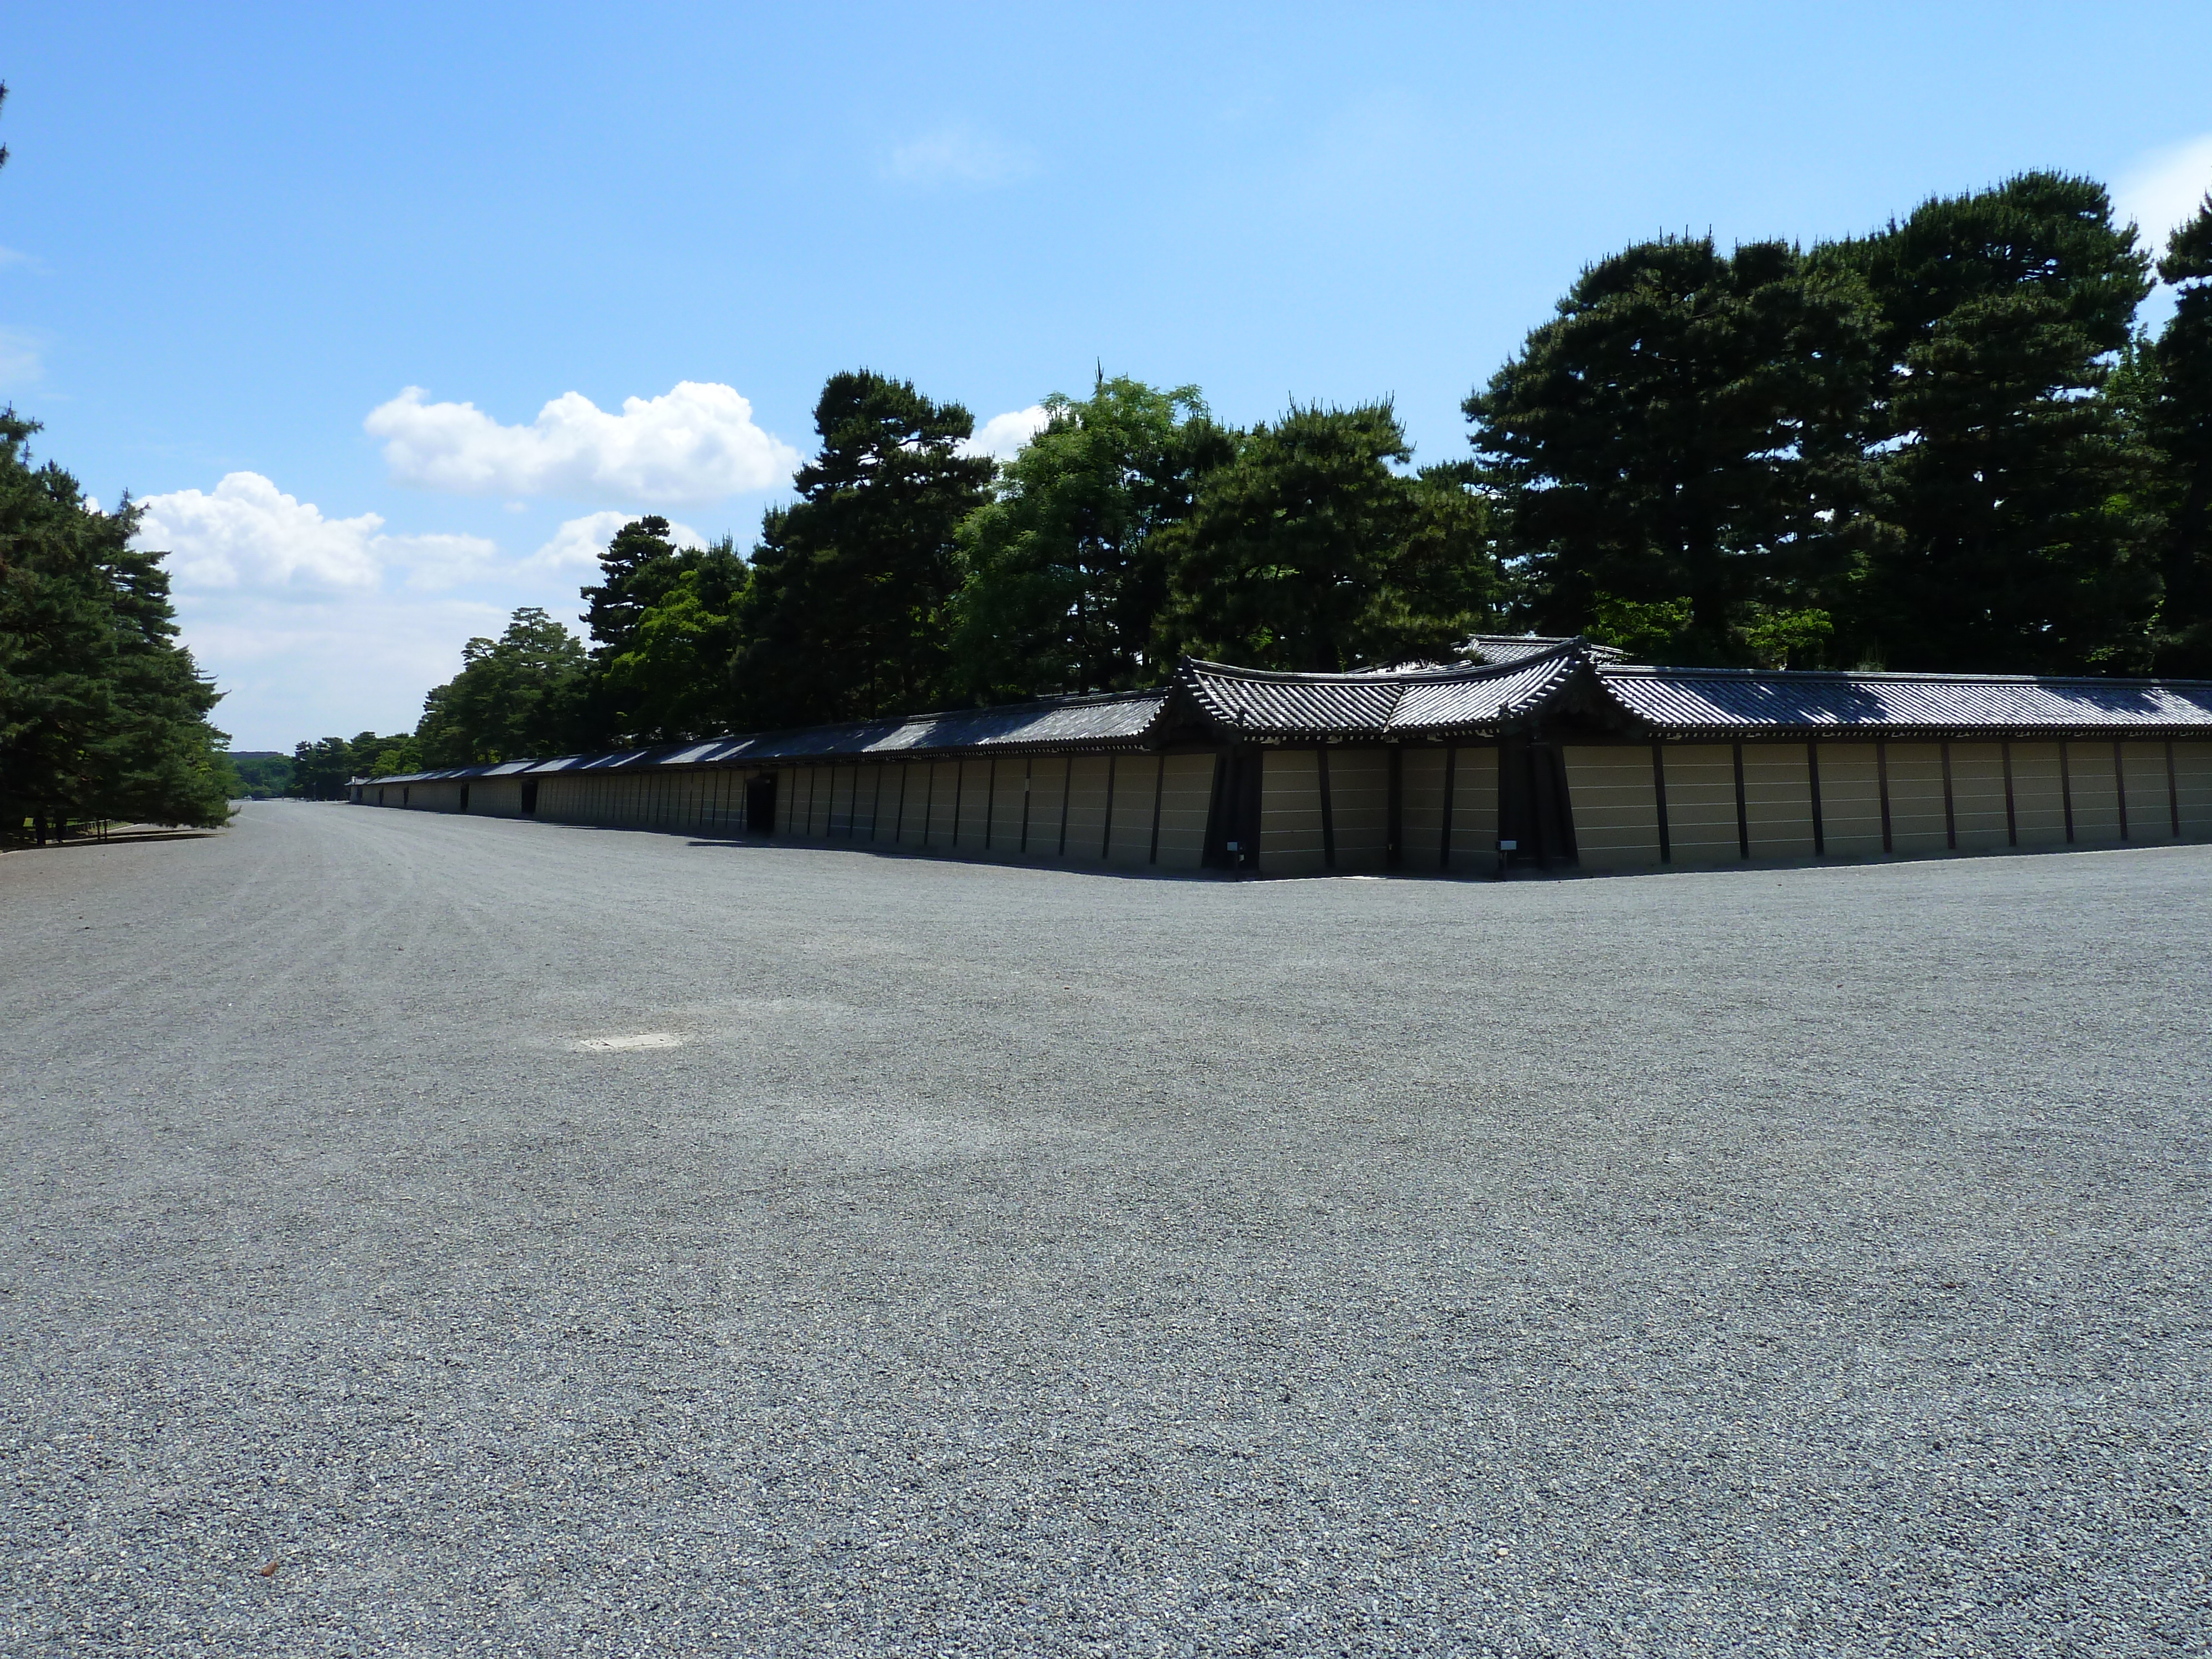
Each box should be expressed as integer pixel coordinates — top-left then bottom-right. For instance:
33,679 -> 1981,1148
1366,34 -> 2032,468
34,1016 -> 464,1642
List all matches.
326,173 -> 2211,776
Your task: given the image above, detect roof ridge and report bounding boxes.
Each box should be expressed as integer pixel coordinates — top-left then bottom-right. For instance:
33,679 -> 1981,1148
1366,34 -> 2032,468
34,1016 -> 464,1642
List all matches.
1598,662 -> 2212,690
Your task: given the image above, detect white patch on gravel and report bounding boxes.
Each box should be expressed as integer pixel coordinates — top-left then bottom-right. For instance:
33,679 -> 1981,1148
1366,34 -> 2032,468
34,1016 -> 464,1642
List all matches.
571,1032 -> 685,1052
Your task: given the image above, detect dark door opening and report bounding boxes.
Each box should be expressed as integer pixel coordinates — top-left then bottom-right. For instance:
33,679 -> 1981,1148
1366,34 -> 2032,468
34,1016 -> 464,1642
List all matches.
745,774 -> 777,833
1202,749 -> 1264,870
520,780 -> 539,816
458,783 -> 471,813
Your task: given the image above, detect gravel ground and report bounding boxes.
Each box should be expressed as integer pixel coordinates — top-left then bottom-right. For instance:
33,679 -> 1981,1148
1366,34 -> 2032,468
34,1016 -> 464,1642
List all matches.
2,801 -> 2207,1657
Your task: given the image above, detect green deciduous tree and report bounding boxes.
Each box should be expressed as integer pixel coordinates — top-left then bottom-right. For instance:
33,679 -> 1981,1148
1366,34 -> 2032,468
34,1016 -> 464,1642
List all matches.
581,518 -> 750,742
602,544 -> 750,740
1468,235 -> 1877,665
949,376 -> 1230,700
733,371 -> 993,727
1822,172 -> 2159,671
414,607 -> 592,766
1157,402 -> 1494,672
0,412 -> 234,840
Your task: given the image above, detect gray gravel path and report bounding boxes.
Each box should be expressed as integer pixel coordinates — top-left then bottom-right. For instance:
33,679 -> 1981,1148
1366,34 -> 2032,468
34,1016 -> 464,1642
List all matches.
3,802 -> 2208,1656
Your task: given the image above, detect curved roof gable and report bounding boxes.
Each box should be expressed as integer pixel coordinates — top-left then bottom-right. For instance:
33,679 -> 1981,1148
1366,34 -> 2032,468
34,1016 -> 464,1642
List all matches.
1177,642 -> 1589,740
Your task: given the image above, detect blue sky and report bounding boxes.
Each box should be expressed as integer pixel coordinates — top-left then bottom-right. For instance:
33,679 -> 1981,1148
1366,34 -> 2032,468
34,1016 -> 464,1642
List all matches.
7,2 -> 2211,749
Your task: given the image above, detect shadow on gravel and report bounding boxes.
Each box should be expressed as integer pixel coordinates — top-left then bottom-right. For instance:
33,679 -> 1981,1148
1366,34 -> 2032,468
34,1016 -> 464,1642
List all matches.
3,828 -> 222,854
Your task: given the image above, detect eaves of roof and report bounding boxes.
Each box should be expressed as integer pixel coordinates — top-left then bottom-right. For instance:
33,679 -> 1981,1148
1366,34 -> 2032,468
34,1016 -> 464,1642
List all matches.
1175,643 -> 1590,741
356,690 -> 1173,785
351,650 -> 2212,786
1594,665 -> 2212,739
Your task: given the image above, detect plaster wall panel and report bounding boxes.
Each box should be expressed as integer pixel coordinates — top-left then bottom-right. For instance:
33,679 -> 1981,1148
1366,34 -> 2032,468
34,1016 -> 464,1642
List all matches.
1446,747 -> 1501,874
2174,742 -> 2212,838
1400,748 -> 1448,869
2007,744 -> 2065,847
1156,753 -> 1218,869
1326,749 -> 1390,873
2065,743 -> 2122,844
1065,756 -> 1112,860
1027,755 -> 1072,855
1563,745 -> 1662,869
1948,744 -> 2010,853
1884,744 -> 1949,854
1261,748 -> 1327,876
1742,745 -> 1817,860
2122,741 -> 2176,838
1660,745 -> 1740,864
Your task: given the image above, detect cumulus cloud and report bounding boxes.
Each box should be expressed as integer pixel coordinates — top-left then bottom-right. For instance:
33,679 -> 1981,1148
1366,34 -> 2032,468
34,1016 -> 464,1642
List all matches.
959,404 -> 1051,462
134,472 -> 499,593
2115,134 -> 2212,255
171,591 -> 513,748
365,382 -> 800,505
524,510 -> 709,573
886,126 -> 1038,189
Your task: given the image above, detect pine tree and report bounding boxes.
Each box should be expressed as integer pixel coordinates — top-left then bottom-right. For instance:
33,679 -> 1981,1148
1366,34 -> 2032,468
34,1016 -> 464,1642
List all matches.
0,412 -> 232,840
733,372 -> 992,727
580,519 -> 749,742
601,539 -> 750,740
1468,236 -> 1877,665
414,607 -> 593,766
2146,196 -> 2212,674
1824,173 -> 2159,671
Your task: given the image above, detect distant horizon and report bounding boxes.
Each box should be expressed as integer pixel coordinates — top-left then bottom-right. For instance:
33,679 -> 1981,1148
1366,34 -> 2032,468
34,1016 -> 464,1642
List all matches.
6,3 -> 2211,749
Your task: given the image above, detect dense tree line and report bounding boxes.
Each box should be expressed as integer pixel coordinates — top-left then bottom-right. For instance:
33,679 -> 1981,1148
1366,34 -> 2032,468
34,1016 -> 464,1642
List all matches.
0,412 -> 237,842
306,176 -> 2212,773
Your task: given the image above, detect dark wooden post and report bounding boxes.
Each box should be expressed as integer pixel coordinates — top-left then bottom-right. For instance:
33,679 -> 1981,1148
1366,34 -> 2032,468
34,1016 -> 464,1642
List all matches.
1316,745 -> 1337,870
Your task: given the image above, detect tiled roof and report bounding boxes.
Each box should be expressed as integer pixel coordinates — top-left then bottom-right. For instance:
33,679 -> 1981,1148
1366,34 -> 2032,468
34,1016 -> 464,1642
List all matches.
354,645 -> 2212,784
1595,666 -> 2212,737
1178,646 -> 1584,739
358,691 -> 1168,784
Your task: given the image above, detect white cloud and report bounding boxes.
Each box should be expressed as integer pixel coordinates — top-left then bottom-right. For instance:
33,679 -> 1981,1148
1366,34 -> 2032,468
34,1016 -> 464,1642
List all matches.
133,472 -> 499,594
959,404 -> 1051,462
524,510 -> 709,573
2115,135 -> 2212,257
0,246 -> 30,268
379,531 -> 504,591
886,126 -> 1038,189
364,381 -> 800,505
0,327 -> 45,390
137,473 -> 386,591
171,590 -> 513,749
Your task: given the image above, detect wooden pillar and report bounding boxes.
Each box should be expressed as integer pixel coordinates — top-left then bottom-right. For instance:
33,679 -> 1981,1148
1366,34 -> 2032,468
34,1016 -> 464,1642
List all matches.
1100,754 -> 1118,860
1439,746 -> 1458,870
1940,741 -> 1957,850
1807,741 -> 1825,857
1148,753 -> 1166,864
1731,742 -> 1750,859
1317,745 -> 1337,870
1876,740 -> 1893,854
2001,741 -> 2018,847
1385,746 -> 1404,870
2059,740 -> 2075,842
